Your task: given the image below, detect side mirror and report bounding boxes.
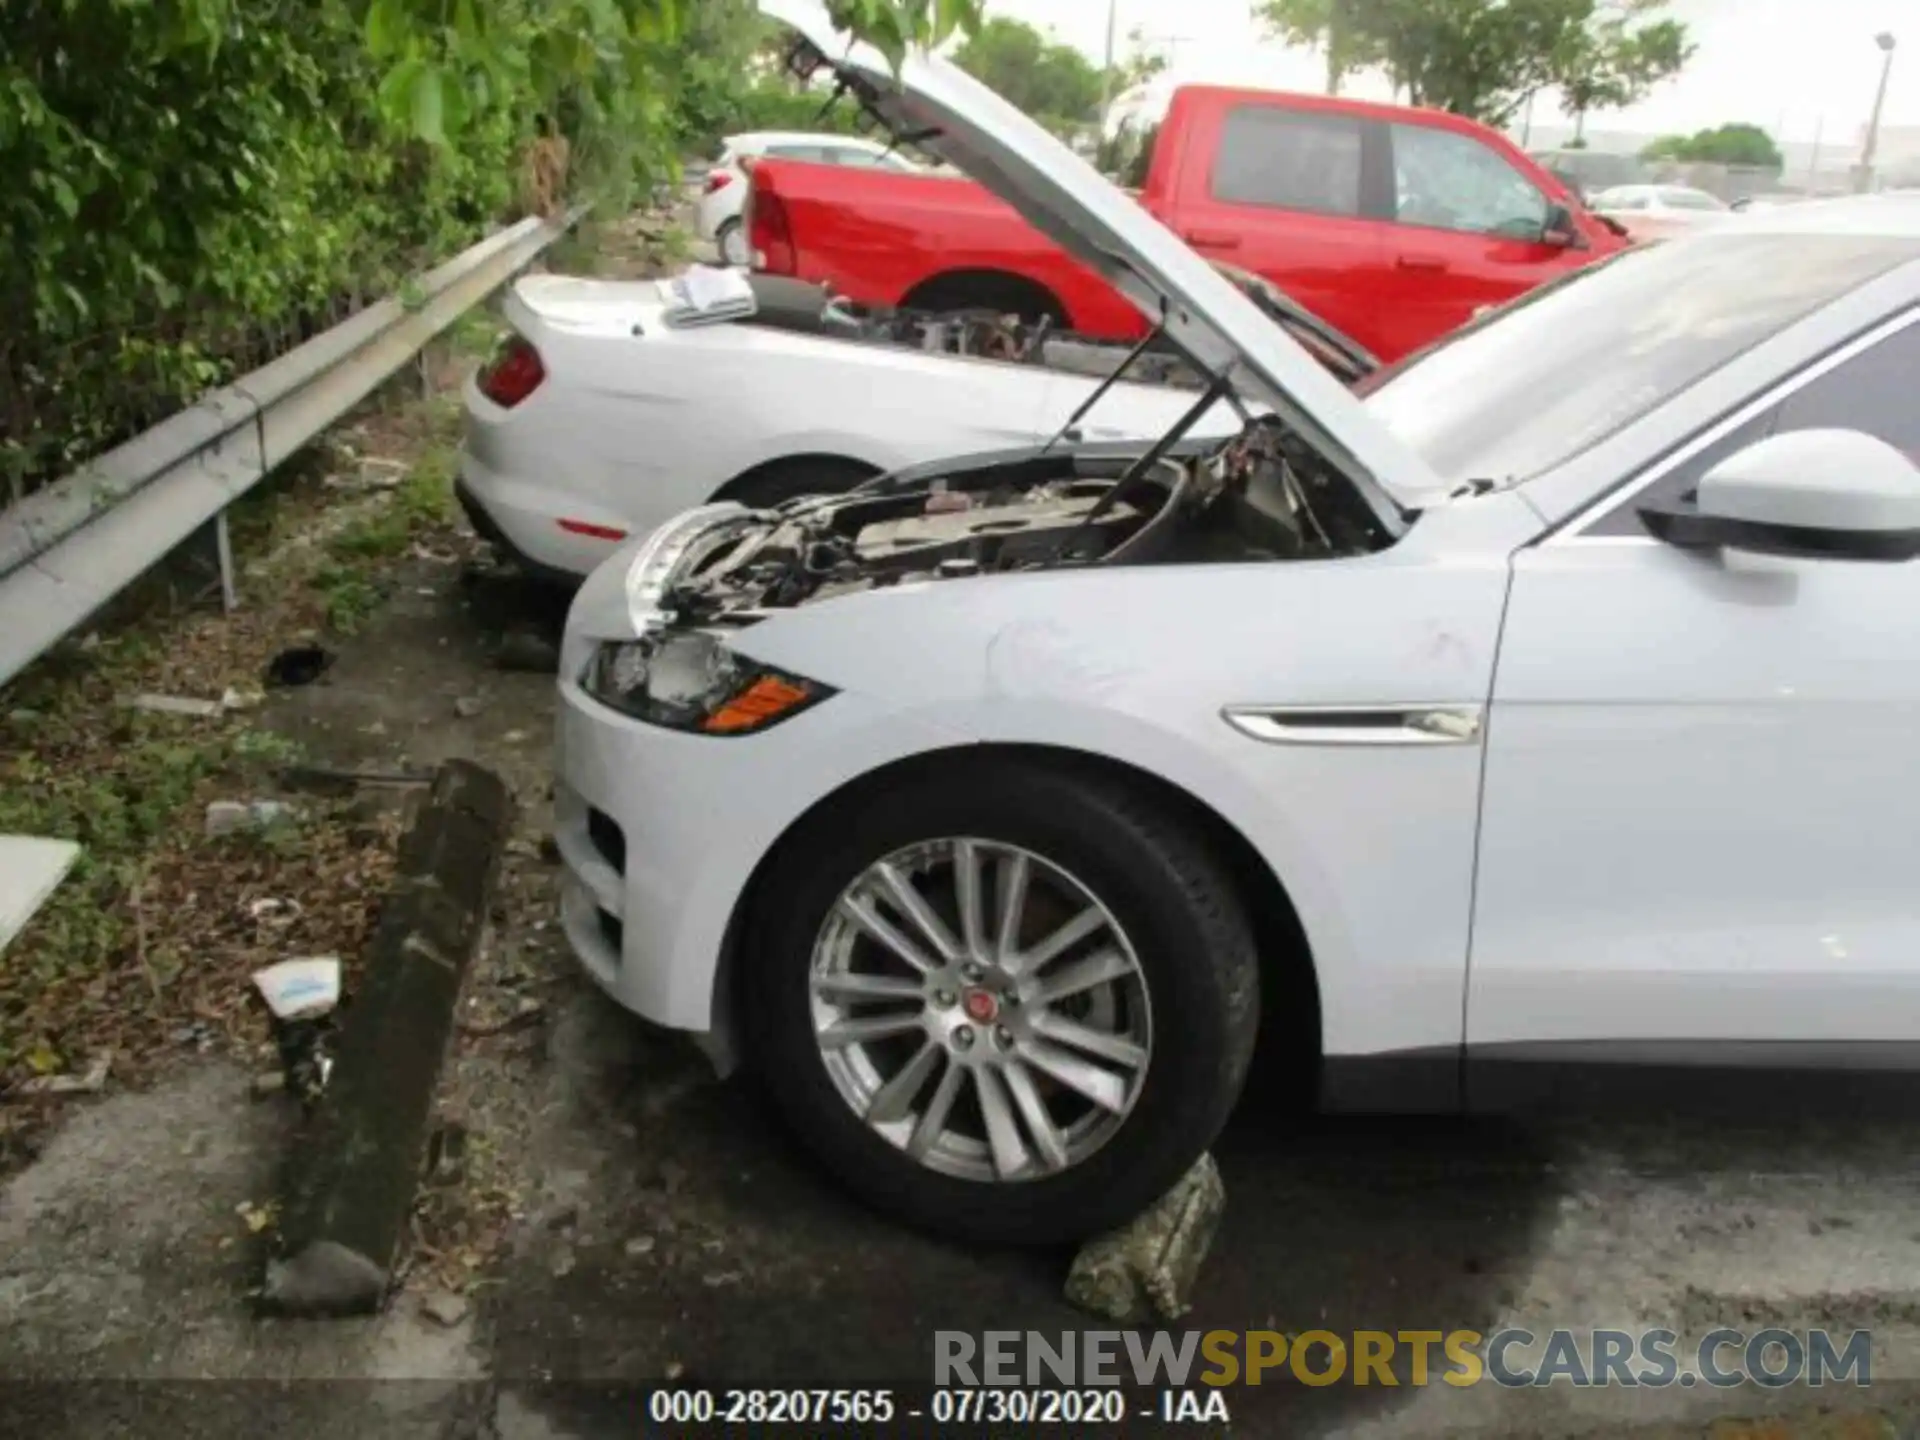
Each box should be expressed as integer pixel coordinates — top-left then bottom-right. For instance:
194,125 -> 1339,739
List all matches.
1540,202 -> 1586,248
1638,429 -> 1920,562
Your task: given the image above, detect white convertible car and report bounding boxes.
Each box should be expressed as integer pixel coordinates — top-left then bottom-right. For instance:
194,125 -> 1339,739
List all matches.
457,255 -> 1370,581
553,0 -> 1920,1246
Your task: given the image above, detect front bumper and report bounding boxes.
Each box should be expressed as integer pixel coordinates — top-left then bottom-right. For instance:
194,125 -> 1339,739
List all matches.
550,656 -> 968,1057
552,684 -> 716,1033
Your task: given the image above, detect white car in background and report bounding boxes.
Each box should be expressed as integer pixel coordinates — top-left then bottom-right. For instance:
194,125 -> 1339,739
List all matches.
696,131 -> 922,265
554,0 -> 1920,1246
1589,182 -> 1731,240
457,265 -> 1373,581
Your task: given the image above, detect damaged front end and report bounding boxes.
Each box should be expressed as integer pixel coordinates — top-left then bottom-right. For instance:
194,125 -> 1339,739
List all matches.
575,415 -> 1396,737
642,409 -> 1396,633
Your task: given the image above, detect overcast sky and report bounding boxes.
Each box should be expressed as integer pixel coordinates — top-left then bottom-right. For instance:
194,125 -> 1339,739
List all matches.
987,0 -> 1915,145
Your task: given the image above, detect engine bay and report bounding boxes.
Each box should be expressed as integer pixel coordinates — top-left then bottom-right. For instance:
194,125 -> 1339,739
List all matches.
660,415 -> 1394,625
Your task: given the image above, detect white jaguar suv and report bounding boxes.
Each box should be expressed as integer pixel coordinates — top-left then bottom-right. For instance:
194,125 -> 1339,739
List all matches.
550,0 -> 1920,1245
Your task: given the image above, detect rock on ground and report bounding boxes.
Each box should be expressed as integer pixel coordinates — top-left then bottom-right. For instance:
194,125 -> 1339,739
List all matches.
1065,1152 -> 1226,1324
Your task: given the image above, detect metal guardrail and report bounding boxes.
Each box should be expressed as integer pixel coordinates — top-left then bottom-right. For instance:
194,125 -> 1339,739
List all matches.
0,209 -> 583,690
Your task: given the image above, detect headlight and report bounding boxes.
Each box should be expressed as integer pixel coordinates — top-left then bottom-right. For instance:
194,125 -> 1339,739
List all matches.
625,502 -> 751,633
582,631 -> 831,736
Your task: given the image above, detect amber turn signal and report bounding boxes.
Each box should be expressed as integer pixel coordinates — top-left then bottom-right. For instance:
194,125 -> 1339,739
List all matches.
702,675 -> 815,734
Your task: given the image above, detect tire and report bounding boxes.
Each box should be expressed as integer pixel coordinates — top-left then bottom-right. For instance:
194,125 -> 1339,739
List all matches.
745,756 -> 1261,1246
719,457 -> 877,510
715,217 -> 747,268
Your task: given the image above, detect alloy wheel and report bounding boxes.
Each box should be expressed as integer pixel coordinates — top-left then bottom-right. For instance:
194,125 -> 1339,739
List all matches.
808,837 -> 1153,1183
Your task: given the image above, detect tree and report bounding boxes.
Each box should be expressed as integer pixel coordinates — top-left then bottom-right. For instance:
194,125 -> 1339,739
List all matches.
1641,123 -> 1783,169
1258,0 -> 1386,95
953,16 -> 1106,136
1257,0 -> 1690,127
3,0 -> 985,493
1550,0 -> 1692,143
350,0 -> 980,165
1111,25 -> 1172,101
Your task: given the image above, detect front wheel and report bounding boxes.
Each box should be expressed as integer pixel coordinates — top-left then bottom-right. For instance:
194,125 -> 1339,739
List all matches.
746,758 -> 1260,1245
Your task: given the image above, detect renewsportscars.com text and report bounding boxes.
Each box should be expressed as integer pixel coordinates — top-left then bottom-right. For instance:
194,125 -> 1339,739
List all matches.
934,1328 -> 1872,1389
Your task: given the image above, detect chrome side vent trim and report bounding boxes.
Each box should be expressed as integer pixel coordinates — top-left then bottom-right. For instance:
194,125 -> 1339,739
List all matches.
1222,705 -> 1483,747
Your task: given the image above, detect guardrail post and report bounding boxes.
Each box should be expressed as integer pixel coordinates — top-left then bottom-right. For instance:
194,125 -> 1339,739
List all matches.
178,508 -> 238,613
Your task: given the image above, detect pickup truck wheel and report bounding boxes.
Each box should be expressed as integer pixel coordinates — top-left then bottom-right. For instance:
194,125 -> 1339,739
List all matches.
715,218 -> 747,268
745,758 -> 1260,1245
718,457 -> 878,510
902,272 -> 1067,328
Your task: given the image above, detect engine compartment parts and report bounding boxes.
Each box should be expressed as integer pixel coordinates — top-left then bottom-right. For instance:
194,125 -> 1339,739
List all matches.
651,414 -> 1393,627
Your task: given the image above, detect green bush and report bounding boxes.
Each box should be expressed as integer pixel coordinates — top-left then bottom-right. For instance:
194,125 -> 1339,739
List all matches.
1,0 -> 983,503
0,1 -> 526,501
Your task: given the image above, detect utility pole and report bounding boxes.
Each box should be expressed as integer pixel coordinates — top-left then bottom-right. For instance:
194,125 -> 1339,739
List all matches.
1098,0 -> 1121,132
1856,32 -> 1898,193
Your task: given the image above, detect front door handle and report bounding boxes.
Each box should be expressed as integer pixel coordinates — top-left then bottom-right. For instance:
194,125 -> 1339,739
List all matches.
1183,229 -> 1243,250
1396,254 -> 1449,273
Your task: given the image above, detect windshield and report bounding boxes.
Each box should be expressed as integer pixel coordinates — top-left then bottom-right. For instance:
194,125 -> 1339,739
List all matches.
1358,233 -> 1920,487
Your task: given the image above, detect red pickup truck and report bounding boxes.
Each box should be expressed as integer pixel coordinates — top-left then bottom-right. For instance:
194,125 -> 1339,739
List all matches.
746,84 -> 1630,363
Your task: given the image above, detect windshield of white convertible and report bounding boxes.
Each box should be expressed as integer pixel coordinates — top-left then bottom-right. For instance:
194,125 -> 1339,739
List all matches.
1358,232 -> 1920,487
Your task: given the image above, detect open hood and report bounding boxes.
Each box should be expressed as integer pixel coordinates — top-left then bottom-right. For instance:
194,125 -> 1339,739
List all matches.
758,0 -> 1448,513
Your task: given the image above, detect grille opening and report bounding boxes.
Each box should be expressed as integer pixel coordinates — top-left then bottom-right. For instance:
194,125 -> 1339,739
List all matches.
588,807 -> 627,874
597,907 -> 624,958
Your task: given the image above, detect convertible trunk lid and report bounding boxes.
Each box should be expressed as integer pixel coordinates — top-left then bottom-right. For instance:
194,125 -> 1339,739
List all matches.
758,0 -> 1447,514
507,275 -> 668,339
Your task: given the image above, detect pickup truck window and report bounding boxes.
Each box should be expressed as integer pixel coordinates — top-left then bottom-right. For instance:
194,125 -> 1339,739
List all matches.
1211,105 -> 1364,217
1390,124 -> 1548,239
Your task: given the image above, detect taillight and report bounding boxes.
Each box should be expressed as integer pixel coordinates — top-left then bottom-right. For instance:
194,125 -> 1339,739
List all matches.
477,336 -> 545,409
704,171 -> 734,195
749,190 -> 796,275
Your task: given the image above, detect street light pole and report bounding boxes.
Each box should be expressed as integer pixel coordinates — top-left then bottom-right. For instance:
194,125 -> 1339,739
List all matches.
1857,31 -> 1898,193
1098,0 -> 1121,132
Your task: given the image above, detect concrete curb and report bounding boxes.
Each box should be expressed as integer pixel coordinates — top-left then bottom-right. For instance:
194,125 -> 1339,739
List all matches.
262,760 -> 514,1317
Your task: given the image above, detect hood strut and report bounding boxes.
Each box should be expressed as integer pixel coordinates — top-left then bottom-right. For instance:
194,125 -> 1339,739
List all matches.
1041,318 -> 1167,454
1049,370 -> 1234,564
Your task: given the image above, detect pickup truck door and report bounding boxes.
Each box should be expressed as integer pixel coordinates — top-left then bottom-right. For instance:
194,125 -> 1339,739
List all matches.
1375,121 -> 1597,358
1151,100 -> 1397,361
